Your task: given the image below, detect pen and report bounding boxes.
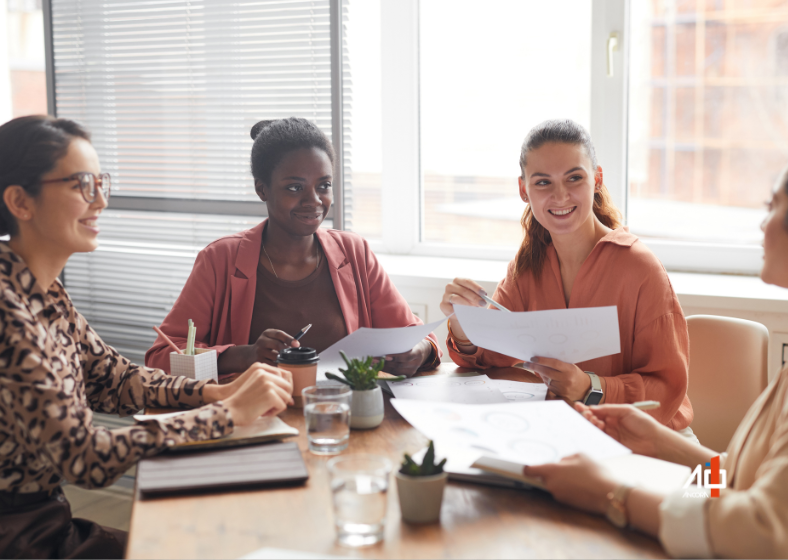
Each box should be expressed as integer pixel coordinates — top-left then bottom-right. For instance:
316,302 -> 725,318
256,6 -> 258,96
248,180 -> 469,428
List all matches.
293,323 -> 312,342
633,400 -> 660,410
153,326 -> 183,355
480,293 -> 511,312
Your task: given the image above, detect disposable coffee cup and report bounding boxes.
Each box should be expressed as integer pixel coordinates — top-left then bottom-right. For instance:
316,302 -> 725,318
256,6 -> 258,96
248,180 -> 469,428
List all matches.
277,347 -> 320,408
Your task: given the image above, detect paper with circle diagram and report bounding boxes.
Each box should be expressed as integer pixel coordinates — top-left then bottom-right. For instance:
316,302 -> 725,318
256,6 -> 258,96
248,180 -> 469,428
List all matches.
317,317 -> 448,381
386,375 -> 548,404
391,399 -> 630,466
452,305 -> 621,364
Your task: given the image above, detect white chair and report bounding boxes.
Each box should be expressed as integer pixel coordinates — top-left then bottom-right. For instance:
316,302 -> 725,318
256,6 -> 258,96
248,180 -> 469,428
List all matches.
686,315 -> 769,453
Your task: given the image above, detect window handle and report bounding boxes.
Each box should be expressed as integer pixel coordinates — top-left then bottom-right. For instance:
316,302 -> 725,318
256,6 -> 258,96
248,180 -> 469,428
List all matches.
607,32 -> 619,77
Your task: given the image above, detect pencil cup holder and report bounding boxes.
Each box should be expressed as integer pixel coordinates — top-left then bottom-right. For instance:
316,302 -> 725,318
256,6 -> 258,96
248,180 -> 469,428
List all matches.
170,349 -> 218,382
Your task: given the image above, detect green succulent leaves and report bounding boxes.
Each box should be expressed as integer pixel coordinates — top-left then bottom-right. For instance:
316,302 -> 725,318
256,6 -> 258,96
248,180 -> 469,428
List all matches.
324,351 -> 405,391
399,440 -> 447,477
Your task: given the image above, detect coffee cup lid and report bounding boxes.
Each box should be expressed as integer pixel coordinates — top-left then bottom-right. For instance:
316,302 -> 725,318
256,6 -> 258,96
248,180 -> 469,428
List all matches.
277,347 -> 320,364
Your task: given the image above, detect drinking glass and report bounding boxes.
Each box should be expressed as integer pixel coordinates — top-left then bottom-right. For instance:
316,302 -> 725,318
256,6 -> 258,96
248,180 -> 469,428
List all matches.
327,454 -> 391,547
302,385 -> 352,454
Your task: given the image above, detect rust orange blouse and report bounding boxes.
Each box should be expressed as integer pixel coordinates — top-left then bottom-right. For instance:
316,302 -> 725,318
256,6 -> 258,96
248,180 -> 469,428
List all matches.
448,227 -> 693,430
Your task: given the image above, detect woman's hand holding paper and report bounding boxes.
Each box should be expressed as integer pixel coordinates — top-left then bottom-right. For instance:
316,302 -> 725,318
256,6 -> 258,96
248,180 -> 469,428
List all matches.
524,357 -> 598,402
441,278 -> 489,350
384,339 -> 433,377
523,454 -> 618,516
573,403 -> 663,459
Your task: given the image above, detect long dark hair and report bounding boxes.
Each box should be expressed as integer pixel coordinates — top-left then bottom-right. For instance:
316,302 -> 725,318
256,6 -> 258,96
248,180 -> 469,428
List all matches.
0,115 -> 91,236
249,117 -> 335,187
514,119 -> 622,280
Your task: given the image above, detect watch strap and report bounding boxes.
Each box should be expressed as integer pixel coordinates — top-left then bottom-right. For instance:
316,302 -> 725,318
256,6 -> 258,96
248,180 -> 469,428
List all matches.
583,372 -> 603,405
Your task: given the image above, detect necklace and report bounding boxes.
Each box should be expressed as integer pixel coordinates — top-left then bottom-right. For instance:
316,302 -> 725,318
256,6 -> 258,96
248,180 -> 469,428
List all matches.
262,239 -> 320,279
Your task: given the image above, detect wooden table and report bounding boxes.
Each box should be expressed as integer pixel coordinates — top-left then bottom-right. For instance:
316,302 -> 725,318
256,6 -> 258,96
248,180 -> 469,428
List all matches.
126,365 -> 666,559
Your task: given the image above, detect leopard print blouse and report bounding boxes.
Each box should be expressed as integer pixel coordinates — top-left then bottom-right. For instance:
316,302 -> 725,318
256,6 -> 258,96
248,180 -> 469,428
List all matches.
0,243 -> 233,494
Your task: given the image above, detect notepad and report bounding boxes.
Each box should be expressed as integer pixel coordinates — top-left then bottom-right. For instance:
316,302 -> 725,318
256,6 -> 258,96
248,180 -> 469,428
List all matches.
133,412 -> 299,452
137,441 -> 309,497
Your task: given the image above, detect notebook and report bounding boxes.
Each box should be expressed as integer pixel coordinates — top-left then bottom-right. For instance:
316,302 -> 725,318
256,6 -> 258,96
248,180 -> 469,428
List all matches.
137,441 -> 309,497
133,412 -> 299,452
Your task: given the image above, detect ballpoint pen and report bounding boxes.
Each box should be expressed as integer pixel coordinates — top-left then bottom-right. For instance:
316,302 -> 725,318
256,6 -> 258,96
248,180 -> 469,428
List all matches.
632,400 -> 660,410
480,293 -> 511,312
293,323 -> 312,342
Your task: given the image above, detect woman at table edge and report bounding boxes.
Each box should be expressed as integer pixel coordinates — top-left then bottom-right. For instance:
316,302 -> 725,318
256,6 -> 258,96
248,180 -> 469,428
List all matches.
525,165 -> 788,559
146,117 -> 440,378
0,115 -> 293,559
442,119 -> 693,433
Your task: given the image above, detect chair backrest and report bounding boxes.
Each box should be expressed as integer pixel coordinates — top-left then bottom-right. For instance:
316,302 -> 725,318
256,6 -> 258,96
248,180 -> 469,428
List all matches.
686,315 -> 769,453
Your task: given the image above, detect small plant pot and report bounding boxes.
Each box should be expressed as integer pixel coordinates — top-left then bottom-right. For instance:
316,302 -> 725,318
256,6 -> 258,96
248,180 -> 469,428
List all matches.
349,386 -> 384,429
396,471 -> 448,524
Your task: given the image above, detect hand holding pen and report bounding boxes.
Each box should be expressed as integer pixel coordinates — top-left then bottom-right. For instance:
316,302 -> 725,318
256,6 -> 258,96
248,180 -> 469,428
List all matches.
251,324 -> 310,365
440,278 -> 508,346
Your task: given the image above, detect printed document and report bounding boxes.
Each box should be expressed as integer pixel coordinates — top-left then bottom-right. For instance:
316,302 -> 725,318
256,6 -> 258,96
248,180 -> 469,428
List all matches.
452,305 -> 620,364
318,318 -> 447,381
391,399 -> 630,465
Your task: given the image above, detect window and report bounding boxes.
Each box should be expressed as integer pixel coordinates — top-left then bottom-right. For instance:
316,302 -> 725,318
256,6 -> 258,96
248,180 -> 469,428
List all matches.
50,0 -> 356,363
627,1 -> 788,260
3,0 -> 47,119
419,0 -> 592,250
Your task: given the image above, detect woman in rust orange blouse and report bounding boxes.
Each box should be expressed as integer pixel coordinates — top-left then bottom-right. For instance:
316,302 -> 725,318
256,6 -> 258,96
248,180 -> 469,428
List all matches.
442,119 -> 693,433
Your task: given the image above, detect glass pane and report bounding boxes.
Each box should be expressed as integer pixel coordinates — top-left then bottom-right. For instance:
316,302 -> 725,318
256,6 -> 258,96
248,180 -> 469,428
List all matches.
345,0 -> 382,239
628,0 -> 788,245
420,0 -> 592,247
4,0 -> 47,120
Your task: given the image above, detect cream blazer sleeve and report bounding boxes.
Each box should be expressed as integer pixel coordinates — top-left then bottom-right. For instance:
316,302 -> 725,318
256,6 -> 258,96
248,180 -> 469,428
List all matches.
660,371 -> 788,558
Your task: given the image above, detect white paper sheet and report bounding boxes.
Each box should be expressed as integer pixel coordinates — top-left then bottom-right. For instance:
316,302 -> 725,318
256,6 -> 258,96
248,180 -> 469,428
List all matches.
317,318 -> 447,381
391,399 -> 630,466
387,374 -> 509,404
452,305 -> 621,364
487,379 -> 548,402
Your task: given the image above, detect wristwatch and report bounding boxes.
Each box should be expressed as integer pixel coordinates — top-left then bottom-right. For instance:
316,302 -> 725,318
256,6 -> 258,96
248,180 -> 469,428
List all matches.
606,484 -> 633,528
583,372 -> 603,405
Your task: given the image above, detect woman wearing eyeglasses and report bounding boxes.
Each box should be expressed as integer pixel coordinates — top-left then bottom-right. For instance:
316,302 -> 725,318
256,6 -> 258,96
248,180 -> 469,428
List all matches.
0,115 -> 294,558
145,117 -> 441,378
522,166 -> 788,559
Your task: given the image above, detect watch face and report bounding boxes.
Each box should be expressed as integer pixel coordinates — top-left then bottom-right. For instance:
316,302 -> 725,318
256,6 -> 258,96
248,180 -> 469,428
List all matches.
584,390 -> 603,406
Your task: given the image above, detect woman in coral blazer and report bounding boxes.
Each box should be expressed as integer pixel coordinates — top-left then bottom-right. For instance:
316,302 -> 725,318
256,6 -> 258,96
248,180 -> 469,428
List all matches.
146,118 -> 439,378
442,119 -> 692,432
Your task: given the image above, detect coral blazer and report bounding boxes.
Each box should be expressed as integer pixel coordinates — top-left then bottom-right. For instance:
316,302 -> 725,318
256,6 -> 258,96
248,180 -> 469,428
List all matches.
449,227 -> 693,430
145,220 -> 440,373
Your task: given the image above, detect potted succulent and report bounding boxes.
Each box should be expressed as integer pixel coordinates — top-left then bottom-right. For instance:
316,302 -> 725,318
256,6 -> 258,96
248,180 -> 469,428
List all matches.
396,440 -> 448,524
325,352 -> 404,429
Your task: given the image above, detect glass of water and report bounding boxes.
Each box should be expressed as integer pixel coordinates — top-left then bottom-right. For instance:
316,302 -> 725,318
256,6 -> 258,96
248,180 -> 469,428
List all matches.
302,385 -> 352,454
327,454 -> 391,547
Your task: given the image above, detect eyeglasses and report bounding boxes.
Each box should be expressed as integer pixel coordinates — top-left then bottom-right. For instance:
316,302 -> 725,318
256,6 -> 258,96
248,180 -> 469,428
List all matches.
39,172 -> 111,203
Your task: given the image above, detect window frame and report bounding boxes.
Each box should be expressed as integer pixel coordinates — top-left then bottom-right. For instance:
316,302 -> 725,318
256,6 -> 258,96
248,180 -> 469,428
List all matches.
376,0 -> 765,275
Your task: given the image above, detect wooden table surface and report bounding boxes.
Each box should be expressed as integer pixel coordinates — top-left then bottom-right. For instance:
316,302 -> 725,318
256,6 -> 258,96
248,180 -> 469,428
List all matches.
126,364 -> 666,559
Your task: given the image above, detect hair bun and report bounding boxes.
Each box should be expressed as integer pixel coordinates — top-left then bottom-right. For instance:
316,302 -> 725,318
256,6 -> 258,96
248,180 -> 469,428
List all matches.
250,120 -> 275,140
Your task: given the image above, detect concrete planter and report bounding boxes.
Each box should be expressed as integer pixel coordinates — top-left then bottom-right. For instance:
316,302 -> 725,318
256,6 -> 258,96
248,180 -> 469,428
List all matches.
349,386 -> 384,429
396,471 -> 448,524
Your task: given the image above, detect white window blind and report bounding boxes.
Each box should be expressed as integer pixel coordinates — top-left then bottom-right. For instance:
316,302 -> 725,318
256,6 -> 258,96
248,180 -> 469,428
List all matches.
49,0 -> 352,364
52,0 -> 337,200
